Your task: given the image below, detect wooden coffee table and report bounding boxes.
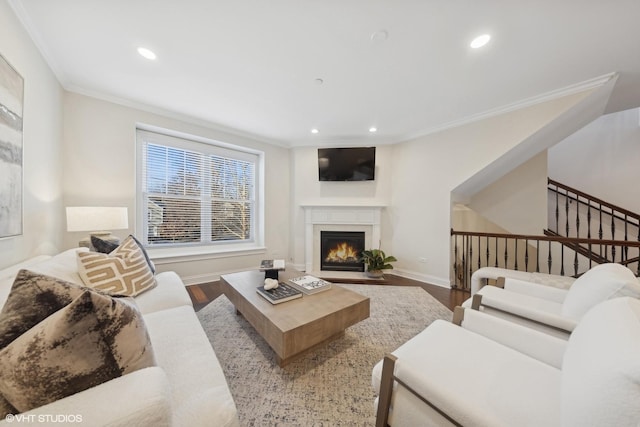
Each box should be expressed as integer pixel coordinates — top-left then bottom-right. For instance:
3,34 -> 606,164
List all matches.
220,269 -> 370,366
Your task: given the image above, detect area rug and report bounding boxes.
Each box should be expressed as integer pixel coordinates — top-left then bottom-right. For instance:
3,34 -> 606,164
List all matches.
196,284 -> 452,426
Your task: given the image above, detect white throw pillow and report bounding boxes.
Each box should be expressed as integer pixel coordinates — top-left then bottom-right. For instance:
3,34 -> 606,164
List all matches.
561,263 -> 640,319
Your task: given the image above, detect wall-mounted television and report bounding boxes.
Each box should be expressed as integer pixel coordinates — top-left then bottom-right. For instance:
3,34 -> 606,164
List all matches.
318,147 -> 376,181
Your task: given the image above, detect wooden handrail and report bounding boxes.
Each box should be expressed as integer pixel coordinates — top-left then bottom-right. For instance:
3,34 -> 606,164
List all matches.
450,229 -> 640,247
548,178 -> 640,221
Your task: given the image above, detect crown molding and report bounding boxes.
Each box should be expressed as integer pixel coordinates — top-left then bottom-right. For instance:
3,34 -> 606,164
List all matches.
402,72 -> 619,143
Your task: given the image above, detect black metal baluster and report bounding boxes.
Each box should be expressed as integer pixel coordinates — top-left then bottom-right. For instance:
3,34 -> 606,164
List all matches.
561,244 -> 565,276
624,214 -> 629,263
555,184 -> 559,233
548,241 -> 552,274
599,206 -> 603,258
514,239 -> 519,270
575,195 -> 580,238
536,239 -> 540,273
468,236 -> 473,284
525,239 -> 529,271
587,200 -> 592,239
565,189 -> 570,237
485,236 -> 489,268
453,235 -> 459,288
494,238 -> 498,267
574,250 -> 578,277
504,237 -> 508,269
462,236 -> 467,291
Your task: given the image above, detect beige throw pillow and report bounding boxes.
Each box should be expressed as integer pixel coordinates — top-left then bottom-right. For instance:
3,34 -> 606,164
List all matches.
77,235 -> 156,297
0,288 -> 155,413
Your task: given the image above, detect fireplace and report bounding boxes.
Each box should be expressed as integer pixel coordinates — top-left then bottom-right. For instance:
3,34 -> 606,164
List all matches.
320,231 -> 365,272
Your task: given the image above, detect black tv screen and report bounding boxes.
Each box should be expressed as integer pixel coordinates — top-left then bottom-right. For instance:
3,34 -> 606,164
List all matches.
318,147 -> 376,181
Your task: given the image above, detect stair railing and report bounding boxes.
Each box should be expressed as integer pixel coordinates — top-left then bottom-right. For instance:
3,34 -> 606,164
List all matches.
450,229 -> 640,291
548,178 -> 640,242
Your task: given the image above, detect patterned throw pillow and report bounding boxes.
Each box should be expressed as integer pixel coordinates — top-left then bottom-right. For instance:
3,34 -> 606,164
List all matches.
77,235 -> 157,297
129,234 -> 156,274
0,270 -> 90,349
0,288 -> 155,413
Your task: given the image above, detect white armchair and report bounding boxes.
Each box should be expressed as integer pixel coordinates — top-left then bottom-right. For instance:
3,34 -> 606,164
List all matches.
463,263 -> 640,338
372,297 -> 640,427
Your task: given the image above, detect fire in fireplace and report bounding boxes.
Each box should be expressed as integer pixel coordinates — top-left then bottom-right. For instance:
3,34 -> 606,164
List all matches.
320,231 -> 365,272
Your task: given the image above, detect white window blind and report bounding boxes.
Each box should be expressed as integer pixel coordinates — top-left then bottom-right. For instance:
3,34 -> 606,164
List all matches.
137,129 -> 259,247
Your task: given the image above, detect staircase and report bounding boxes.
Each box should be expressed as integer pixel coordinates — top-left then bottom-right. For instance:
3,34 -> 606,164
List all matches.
450,179 -> 640,291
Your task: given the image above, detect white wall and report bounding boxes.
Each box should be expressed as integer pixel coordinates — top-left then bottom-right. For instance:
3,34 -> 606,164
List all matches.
289,145 -> 394,269
468,151 -> 548,235
62,92 -> 290,283
390,89 -> 598,286
549,107 -> 640,215
0,1 -> 64,269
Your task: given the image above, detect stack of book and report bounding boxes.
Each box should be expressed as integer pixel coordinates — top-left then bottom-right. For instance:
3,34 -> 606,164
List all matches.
259,259 -> 286,271
287,275 -> 332,295
256,282 -> 302,304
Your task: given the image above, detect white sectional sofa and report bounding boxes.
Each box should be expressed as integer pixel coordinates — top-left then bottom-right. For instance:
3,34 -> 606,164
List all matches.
0,248 -> 239,427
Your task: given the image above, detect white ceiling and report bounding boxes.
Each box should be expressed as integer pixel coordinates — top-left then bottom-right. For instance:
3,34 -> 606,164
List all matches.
9,0 -> 640,147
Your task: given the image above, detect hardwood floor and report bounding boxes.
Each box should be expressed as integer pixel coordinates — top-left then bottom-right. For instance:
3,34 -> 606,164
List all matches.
187,273 -> 468,312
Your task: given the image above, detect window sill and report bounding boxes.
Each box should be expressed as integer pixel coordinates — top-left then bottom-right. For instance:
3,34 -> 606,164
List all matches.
147,243 -> 266,265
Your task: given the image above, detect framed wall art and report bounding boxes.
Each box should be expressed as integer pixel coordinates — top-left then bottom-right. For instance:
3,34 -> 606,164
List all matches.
0,53 -> 23,238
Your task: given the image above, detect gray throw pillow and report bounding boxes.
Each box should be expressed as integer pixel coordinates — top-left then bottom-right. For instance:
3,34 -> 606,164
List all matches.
90,235 -> 119,254
0,288 -> 156,413
0,270 -> 90,349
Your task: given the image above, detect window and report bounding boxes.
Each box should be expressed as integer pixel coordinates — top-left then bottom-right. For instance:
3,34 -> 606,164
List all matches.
136,129 -> 262,248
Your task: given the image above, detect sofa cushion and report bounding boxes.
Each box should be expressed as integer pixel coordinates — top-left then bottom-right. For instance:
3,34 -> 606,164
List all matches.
0,270 -> 90,349
77,235 -> 156,297
0,287 -> 155,413
28,248 -> 87,285
143,305 -> 239,426
135,271 -> 193,315
562,297 -> 640,426
561,263 -> 640,319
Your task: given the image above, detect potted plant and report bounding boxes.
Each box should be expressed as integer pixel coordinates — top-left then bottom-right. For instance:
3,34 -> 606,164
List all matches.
359,249 -> 397,278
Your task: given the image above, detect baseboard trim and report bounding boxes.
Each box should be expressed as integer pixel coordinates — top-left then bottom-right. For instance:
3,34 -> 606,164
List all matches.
181,266 -> 452,289
391,268 -> 451,288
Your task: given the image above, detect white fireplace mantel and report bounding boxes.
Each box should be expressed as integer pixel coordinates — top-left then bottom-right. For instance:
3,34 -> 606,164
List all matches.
301,204 -> 386,272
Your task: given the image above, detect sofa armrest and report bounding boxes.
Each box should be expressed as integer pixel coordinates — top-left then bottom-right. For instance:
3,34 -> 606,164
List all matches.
470,267 -> 575,295
470,267 -> 536,294
473,291 -> 578,333
503,277 -> 568,303
453,307 -> 567,369
0,367 -> 172,427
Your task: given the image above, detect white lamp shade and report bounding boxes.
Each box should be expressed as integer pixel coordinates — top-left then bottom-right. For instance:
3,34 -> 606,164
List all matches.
66,207 -> 129,232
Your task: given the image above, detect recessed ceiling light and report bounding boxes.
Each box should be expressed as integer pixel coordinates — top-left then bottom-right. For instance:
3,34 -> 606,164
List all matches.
371,30 -> 389,43
315,78 -> 324,85
470,34 -> 491,49
369,127 -> 377,133
137,47 -> 157,60
311,129 -> 319,134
